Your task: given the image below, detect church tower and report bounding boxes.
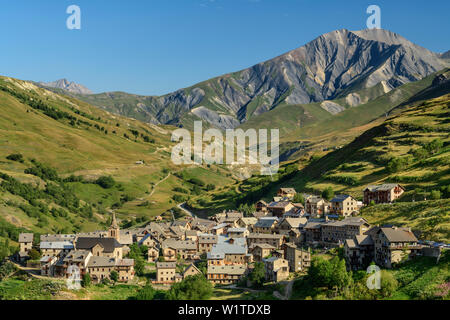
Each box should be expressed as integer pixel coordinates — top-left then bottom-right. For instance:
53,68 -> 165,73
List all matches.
108,212 -> 120,241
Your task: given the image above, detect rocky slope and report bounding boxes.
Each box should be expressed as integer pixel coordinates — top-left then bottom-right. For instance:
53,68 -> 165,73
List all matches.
72,29 -> 448,129
39,78 -> 93,95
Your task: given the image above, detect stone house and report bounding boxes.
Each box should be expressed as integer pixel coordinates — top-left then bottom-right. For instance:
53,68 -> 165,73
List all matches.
277,188 -> 297,199
283,243 -> 311,272
249,243 -> 276,262
155,261 -> 179,284
247,233 -> 284,249
330,195 -> 358,217
197,234 -> 218,254
267,201 -> 294,218
75,237 -> 123,259
263,257 -> 289,282
252,217 -> 279,234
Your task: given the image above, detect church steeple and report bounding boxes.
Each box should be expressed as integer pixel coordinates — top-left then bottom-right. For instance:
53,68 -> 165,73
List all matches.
108,212 -> 120,240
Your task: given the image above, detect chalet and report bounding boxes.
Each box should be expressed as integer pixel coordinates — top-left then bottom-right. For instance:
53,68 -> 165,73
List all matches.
161,239 -> 198,261
18,233 -> 33,255
373,227 -> 421,268
147,246 -> 160,262
363,184 -> 405,205
330,195 -> 358,217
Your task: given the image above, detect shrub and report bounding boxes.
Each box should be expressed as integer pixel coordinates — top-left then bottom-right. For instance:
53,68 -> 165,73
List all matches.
29,248 -> 41,261
95,176 -> 116,189
135,284 -> 156,300
430,190 -> 441,200
82,273 -> 91,287
6,153 -> 24,162
166,275 -> 213,300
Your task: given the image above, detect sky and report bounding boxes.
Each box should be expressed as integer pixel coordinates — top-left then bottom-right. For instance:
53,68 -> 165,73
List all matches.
0,0 -> 449,95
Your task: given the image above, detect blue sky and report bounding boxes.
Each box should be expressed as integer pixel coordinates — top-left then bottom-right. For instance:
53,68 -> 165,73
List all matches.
1,0 -> 449,95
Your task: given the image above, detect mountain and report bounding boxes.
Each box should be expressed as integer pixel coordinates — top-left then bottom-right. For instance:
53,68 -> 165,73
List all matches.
73,29 -> 448,129
38,78 -> 93,95
0,76 -> 235,236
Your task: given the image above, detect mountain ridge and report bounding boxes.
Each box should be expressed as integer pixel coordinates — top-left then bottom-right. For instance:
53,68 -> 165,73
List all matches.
44,29 -> 449,130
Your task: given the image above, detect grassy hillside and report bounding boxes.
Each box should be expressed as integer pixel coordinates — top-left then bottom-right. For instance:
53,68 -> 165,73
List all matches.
0,76 -> 236,240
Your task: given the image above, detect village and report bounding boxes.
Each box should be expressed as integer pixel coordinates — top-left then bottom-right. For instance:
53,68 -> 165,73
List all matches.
12,183 -> 445,289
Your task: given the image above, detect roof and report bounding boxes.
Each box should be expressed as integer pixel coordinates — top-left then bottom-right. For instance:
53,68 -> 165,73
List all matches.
64,250 -> 91,263
355,234 -> 374,246
307,196 -> 326,204
279,217 -> 308,228
345,239 -> 356,248
209,243 -> 247,256
207,264 -> 247,275
379,227 -> 418,243
238,217 -> 258,226
40,234 -> 76,242
212,223 -> 229,230
156,262 -> 176,269
162,239 -> 197,250
18,233 -> 33,243
331,194 -> 353,203
40,241 -> 75,250
227,228 -> 247,233
364,184 -> 403,192
247,233 -> 283,240
183,263 -> 201,276
249,243 -> 275,250
268,201 -> 292,209
254,218 -> 278,228
87,256 -> 117,267
75,237 -> 122,253
256,200 -> 267,205
322,217 -> 369,228
185,230 -> 199,237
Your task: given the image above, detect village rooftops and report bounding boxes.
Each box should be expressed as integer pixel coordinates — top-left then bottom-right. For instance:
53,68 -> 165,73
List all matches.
40,234 -> 76,242
162,239 -> 197,250
379,227 -> 418,243
355,234 -> 374,246
18,233 -> 33,243
364,184 -> 403,192
254,218 -> 278,228
227,228 -> 247,233
207,264 -> 247,275
156,261 -> 176,269
75,237 -> 122,253
87,256 -> 117,267
268,201 -> 291,209
63,250 -> 91,263
247,233 -> 283,239
212,223 -> 229,230
331,195 -> 353,202
40,241 -> 75,250
249,243 -> 276,249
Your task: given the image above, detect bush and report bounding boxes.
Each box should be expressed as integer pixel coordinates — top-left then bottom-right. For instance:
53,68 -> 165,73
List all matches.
29,248 -> 40,261
249,262 -> 265,288
82,273 -> 91,287
322,187 -> 335,201
95,176 -> 116,189
135,284 -> 156,300
430,190 -> 441,200
110,270 -> 119,282
6,153 -> 24,162
166,275 -> 213,300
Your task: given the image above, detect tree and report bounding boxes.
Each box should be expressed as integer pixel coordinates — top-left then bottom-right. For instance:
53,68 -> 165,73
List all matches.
95,176 -> 116,189
28,248 -> 40,261
430,190 -> 441,200
379,270 -> 398,298
322,187 -> 335,201
308,256 -> 351,290
110,270 -> 119,283
424,139 -> 443,155
293,193 -> 305,204
166,274 -> 213,300
135,284 -> 156,300
6,153 -> 24,163
249,262 -> 265,288
82,273 -> 91,288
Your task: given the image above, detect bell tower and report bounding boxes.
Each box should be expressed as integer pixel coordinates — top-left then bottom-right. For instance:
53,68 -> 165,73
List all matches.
108,212 -> 120,241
